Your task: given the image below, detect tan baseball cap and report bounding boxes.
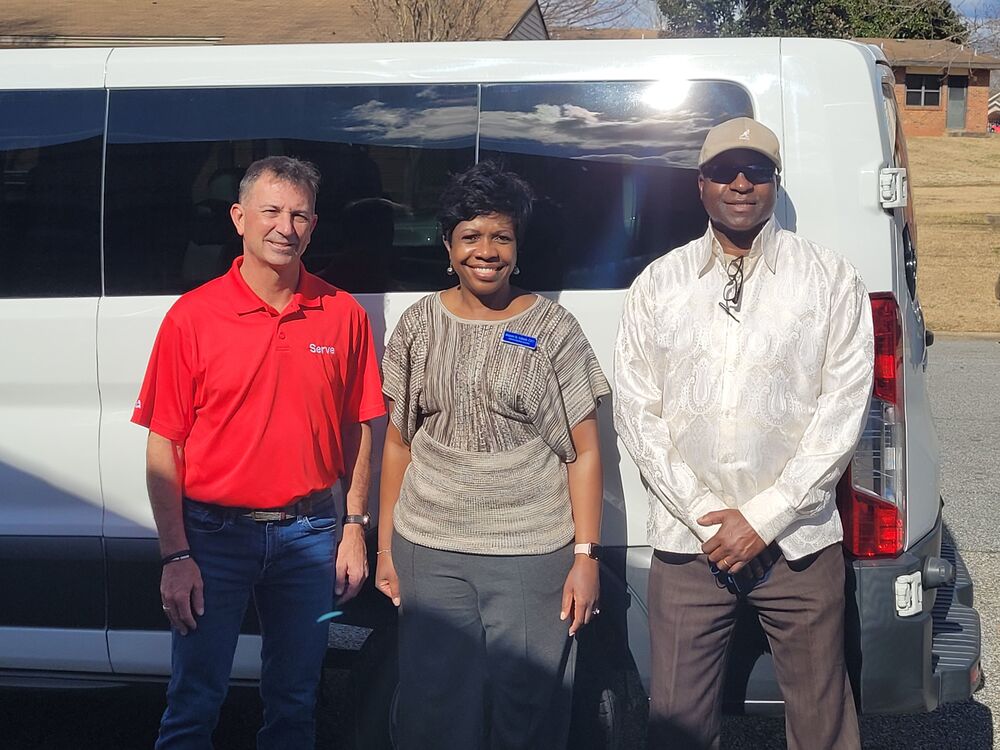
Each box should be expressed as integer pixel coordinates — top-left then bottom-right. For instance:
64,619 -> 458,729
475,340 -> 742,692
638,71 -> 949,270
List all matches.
698,117 -> 782,171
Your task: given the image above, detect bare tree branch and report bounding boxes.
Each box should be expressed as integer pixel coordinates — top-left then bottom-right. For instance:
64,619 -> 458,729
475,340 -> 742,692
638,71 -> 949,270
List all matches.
539,0 -> 659,29
357,0 -> 516,41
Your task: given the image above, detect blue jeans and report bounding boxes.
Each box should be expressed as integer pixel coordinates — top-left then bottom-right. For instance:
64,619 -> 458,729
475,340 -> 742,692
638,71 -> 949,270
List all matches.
155,497 -> 338,750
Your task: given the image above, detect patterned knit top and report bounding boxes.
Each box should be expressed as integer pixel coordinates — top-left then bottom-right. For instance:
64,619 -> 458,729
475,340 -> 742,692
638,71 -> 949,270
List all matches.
382,291 -> 610,555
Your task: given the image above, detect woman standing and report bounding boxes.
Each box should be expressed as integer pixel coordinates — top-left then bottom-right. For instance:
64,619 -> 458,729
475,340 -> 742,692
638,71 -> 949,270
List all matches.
375,161 -> 610,750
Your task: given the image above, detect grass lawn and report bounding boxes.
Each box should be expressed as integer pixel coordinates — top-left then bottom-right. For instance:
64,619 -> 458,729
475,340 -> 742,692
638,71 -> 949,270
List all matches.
907,136 -> 1000,333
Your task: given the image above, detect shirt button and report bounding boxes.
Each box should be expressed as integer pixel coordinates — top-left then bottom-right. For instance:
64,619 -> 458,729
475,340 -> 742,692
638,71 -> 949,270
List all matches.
278,332 -> 286,340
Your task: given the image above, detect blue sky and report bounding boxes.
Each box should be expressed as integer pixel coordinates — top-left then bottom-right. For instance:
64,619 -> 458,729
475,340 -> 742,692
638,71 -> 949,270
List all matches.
954,0 -> 1000,16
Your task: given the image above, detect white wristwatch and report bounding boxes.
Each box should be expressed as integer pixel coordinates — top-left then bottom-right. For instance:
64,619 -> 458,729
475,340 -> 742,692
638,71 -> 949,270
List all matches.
574,542 -> 602,560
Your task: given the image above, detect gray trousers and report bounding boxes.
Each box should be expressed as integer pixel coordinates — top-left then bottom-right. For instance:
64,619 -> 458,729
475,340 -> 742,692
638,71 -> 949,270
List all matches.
647,544 -> 860,750
392,532 -> 576,750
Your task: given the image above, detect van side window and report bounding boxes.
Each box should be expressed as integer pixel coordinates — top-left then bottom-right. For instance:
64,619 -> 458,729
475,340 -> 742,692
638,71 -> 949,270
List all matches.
0,89 -> 104,298
103,85 -> 478,296
480,81 -> 754,290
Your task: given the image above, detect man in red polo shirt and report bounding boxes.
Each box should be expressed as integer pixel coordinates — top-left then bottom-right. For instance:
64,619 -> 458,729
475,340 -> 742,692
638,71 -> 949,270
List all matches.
133,156 -> 386,750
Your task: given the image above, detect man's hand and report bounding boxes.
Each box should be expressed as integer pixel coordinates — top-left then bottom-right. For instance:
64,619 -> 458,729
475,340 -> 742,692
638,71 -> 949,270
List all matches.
160,558 -> 204,636
698,509 -> 767,575
335,524 -> 368,604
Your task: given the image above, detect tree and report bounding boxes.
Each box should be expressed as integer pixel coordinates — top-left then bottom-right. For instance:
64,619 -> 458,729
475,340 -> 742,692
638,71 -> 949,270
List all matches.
846,0 -> 967,41
656,0 -> 740,36
539,0 -> 660,29
658,0 -> 969,41
358,0 -> 514,42
738,0 -> 852,37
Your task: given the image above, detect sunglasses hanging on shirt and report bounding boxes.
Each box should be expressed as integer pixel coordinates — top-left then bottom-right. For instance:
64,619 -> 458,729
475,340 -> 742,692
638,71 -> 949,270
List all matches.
719,255 -> 745,322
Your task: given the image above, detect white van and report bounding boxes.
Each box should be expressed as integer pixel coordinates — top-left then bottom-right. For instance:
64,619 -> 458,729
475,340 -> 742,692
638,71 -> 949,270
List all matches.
0,37 -> 981,746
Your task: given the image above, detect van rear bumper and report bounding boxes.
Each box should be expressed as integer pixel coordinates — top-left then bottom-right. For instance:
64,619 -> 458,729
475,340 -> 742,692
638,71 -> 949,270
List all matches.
726,512 -> 981,715
930,534 -> 981,705
847,513 -> 982,714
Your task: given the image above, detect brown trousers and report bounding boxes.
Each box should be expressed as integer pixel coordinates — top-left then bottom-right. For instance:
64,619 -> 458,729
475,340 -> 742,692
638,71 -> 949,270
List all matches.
647,544 -> 860,750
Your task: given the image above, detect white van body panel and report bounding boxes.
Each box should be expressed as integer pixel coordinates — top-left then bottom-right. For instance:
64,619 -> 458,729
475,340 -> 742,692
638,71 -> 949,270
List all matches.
0,54 -> 110,673
0,299 -> 104,535
0,48 -> 110,89
99,297 -> 173,537
109,631 -> 261,679
0,298 -> 109,672
0,627 -> 110,673
898,257 -> 941,545
104,39 -> 781,88
778,40 -> 893,289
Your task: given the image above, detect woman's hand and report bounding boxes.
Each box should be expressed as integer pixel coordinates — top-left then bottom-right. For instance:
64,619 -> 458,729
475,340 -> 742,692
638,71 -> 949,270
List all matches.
560,556 -> 600,636
375,552 -> 401,607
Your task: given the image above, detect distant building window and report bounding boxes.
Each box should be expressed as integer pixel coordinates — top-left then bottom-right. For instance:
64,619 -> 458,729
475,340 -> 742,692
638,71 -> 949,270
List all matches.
905,74 -> 942,107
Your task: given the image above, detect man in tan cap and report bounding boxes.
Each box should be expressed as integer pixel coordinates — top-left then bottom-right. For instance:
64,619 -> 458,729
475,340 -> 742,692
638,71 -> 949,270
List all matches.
614,117 -> 873,749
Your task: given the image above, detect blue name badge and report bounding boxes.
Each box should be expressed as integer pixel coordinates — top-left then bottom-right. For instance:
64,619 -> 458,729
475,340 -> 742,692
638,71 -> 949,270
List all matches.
502,330 -> 537,350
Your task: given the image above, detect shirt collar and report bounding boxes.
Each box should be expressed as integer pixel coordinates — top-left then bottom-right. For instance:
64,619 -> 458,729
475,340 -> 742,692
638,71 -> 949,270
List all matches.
224,257 -> 324,316
696,215 -> 782,278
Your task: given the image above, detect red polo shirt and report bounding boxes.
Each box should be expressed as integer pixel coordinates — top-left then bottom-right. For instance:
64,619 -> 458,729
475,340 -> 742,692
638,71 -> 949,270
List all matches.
132,258 -> 386,508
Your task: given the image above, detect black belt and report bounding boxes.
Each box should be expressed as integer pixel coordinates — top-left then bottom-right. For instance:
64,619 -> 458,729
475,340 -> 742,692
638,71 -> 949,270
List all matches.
186,489 -> 334,523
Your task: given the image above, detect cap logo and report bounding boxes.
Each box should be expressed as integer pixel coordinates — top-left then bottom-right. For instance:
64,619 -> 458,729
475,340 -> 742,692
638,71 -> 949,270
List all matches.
739,128 -> 751,141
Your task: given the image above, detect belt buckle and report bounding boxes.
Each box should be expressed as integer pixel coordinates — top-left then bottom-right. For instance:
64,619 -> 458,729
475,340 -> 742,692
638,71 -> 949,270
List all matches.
246,510 -> 289,522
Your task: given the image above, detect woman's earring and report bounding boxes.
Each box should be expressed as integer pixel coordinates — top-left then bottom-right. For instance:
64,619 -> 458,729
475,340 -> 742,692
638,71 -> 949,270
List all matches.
512,265 -> 521,276
446,265 -> 455,276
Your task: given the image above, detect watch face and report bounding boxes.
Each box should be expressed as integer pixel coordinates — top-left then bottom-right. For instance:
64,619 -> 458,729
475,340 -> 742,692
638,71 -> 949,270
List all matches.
345,514 -> 370,529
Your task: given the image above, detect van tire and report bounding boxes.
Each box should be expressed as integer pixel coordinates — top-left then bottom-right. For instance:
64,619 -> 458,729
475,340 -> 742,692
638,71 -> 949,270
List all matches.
352,624 -> 399,750
569,618 -> 647,750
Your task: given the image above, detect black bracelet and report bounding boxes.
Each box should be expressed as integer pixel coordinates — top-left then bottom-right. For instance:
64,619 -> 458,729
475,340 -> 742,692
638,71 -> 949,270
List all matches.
161,549 -> 193,567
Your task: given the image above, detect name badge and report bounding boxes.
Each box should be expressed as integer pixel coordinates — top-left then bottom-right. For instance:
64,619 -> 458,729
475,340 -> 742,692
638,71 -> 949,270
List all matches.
502,330 -> 537,349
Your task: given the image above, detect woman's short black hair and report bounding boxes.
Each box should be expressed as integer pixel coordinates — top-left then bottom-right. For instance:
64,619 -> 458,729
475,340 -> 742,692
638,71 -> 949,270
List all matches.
438,161 -> 534,244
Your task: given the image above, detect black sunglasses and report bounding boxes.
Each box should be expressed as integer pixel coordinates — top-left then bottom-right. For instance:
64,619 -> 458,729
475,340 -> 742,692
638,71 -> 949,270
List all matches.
718,255 -> 744,322
701,163 -> 776,185
709,559 -> 774,596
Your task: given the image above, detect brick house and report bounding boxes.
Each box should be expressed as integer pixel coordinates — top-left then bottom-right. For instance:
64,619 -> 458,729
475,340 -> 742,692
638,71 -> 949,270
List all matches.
860,38 -> 1000,136
0,0 -> 547,46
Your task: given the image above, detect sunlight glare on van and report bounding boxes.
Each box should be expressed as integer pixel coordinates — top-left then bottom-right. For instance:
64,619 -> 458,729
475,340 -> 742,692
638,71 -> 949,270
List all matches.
641,79 -> 691,111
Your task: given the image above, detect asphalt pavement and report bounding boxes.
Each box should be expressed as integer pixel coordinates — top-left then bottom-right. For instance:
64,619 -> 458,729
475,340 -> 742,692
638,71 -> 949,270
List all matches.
2,336 -> 998,749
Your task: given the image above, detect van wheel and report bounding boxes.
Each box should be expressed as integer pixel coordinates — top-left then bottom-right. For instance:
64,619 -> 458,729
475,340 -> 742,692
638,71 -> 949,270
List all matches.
569,619 -> 647,750
352,624 -> 399,750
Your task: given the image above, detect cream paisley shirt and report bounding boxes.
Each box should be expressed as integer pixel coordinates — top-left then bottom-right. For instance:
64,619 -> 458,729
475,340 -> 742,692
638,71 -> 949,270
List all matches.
614,218 -> 874,560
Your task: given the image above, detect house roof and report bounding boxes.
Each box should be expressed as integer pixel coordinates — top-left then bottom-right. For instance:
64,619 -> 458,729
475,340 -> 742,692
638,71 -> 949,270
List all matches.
859,38 -> 1000,71
0,0 -> 541,46
548,27 -> 664,40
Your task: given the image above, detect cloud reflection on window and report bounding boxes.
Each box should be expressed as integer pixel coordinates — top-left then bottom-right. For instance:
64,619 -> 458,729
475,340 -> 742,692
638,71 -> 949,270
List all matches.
335,101 -> 479,147
480,81 -> 753,168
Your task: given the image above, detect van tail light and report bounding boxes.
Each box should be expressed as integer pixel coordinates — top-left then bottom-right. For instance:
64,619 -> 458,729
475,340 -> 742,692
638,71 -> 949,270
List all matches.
837,293 -> 905,558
